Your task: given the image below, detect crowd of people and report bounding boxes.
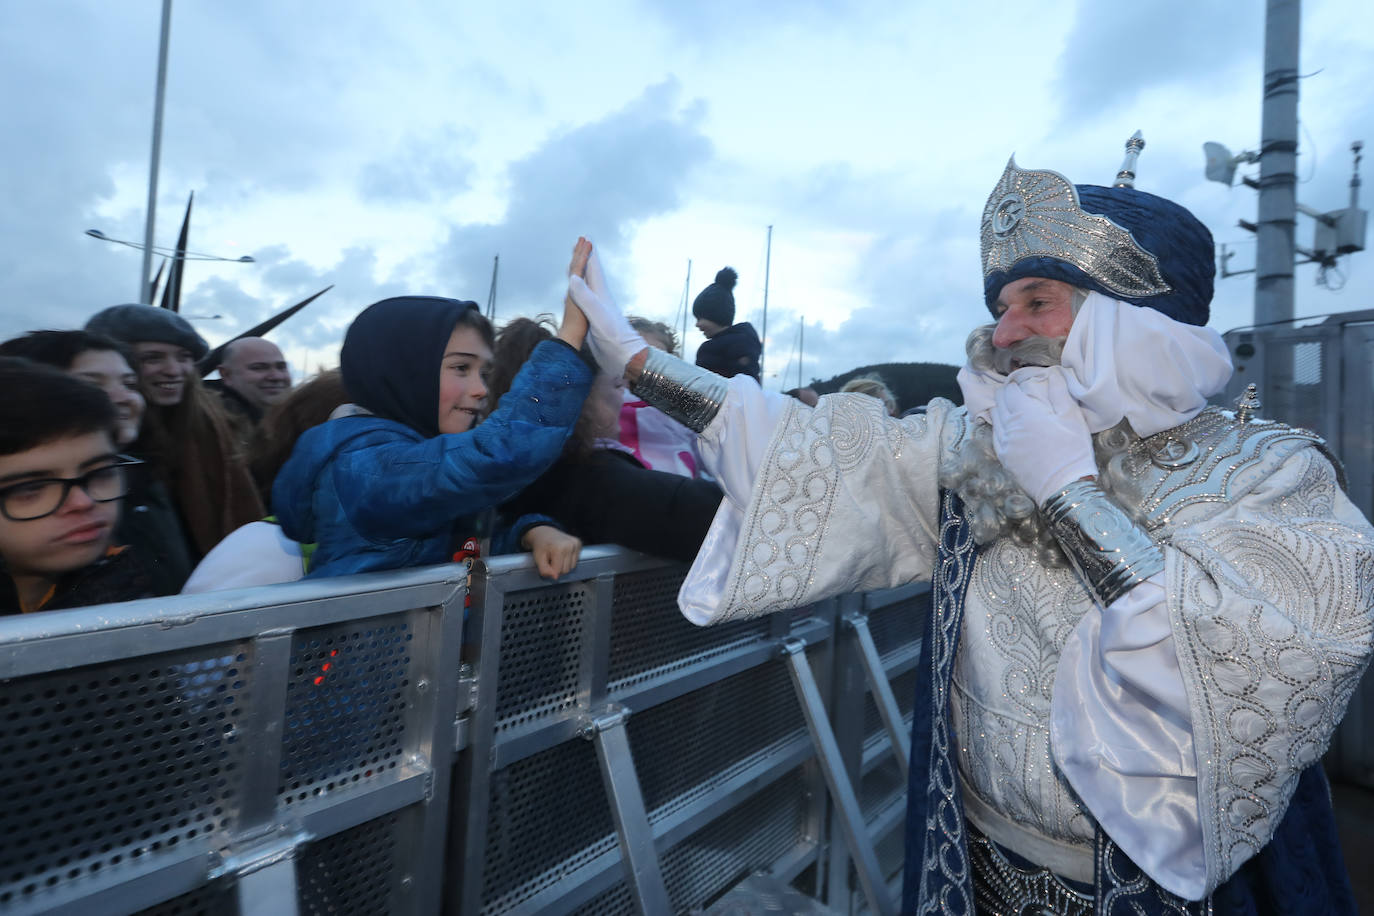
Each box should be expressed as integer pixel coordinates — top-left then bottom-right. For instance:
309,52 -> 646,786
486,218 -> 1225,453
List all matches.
0,237 -> 756,612
2,153 -> 1371,913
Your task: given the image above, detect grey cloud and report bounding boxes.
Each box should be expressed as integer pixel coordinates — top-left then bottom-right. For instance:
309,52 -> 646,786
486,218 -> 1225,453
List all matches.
641,0 -> 900,42
1055,1 -> 1260,113
435,79 -> 714,314
357,128 -> 476,203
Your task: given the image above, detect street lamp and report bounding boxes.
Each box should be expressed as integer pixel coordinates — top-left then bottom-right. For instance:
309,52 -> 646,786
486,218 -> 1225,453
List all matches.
85,228 -> 255,263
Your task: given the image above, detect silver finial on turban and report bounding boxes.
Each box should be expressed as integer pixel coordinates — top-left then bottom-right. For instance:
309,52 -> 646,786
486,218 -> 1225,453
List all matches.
980,157 -> 1172,299
1113,131 -> 1146,188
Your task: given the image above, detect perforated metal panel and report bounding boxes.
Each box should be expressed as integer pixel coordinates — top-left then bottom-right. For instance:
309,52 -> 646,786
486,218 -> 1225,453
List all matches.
135,881 -> 238,916
568,767 -> 813,916
0,645 -> 248,910
494,583 -> 590,731
608,566 -> 772,690
860,757 -> 906,825
865,595 -> 925,661
279,617 -> 415,806
863,669 -> 916,749
631,661 -> 806,823
297,812 -> 402,916
480,735 -> 616,913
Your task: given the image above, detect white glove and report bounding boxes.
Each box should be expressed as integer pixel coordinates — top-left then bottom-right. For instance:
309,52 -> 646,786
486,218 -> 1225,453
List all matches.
990,367 -> 1098,505
567,250 -> 647,378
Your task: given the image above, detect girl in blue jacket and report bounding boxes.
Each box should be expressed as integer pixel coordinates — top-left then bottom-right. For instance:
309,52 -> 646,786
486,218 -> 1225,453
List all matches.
273,241 -> 594,579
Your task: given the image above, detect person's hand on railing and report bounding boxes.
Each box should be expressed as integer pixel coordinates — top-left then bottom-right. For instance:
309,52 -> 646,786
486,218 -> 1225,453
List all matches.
558,237 -> 592,350
521,525 -> 582,580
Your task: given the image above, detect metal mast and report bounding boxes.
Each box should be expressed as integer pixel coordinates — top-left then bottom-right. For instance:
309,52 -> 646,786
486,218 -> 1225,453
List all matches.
760,225 -> 772,378
1254,0 -> 1301,326
681,259 -> 692,353
140,0 -> 173,303
486,255 -> 499,321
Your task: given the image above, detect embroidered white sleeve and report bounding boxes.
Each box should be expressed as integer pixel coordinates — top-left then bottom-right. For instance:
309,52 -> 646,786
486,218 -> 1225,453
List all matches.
1163,447 -> 1374,895
682,390 -> 949,625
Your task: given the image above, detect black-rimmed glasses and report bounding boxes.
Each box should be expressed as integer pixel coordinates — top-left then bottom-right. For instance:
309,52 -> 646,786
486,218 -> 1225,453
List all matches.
0,457 -> 144,522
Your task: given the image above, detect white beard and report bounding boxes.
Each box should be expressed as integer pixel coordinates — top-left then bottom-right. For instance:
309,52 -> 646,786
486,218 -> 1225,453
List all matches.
945,324 -> 1141,564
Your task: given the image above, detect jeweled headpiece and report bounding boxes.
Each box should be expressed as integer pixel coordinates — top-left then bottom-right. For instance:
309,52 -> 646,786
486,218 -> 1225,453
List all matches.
981,153 -> 1215,326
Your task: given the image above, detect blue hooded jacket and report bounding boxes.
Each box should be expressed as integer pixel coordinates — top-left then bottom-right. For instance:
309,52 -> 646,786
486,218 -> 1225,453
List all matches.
273,297 -> 591,578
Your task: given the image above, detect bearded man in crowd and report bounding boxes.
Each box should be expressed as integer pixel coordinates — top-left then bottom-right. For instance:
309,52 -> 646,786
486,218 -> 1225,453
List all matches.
568,156 -> 1374,913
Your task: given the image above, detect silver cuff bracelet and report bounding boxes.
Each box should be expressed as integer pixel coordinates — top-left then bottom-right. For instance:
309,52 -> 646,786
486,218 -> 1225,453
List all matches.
1042,479 -> 1165,607
629,347 -> 729,433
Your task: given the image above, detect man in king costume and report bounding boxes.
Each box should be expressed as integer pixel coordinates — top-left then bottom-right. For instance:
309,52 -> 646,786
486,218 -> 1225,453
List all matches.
567,151 -> 1374,914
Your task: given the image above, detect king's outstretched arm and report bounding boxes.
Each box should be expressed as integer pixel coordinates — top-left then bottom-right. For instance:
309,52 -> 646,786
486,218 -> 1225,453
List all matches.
568,251 -> 945,624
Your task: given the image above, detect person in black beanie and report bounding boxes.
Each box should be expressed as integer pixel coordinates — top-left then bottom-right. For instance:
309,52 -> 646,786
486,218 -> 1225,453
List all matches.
692,267 -> 761,382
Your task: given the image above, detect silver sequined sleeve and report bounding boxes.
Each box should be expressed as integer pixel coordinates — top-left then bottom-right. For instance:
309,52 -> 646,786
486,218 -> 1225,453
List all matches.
1042,479 -> 1165,607
628,347 -> 729,434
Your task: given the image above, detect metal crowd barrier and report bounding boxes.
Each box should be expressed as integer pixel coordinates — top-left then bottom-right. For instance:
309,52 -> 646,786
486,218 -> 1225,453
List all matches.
0,546 -> 926,916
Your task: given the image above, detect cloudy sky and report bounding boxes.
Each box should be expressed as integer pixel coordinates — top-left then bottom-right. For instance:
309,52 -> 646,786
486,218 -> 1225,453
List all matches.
3,0 -> 1372,387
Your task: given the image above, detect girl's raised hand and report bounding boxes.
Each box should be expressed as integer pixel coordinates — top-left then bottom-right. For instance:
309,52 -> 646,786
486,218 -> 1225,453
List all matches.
558,237 -> 592,349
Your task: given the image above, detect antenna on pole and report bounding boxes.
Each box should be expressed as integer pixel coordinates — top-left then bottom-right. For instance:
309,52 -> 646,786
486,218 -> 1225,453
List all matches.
760,225 -> 772,378
486,255 -> 499,321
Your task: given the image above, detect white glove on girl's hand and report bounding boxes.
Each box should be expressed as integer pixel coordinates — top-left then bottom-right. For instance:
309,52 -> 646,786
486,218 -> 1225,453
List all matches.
567,250 -> 647,378
990,367 -> 1098,505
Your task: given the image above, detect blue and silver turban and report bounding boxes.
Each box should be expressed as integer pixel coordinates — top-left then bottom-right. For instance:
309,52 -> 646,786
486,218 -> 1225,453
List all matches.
980,158 -> 1215,326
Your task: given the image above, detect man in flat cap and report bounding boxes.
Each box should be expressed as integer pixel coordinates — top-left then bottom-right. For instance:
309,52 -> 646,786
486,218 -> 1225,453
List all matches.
566,156 -> 1373,913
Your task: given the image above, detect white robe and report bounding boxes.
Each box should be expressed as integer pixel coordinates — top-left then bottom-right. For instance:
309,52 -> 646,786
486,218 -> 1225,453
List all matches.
680,379 -> 1374,900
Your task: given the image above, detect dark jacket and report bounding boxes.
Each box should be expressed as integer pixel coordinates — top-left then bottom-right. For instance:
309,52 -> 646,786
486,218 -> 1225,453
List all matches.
118,463 -> 194,595
205,379 -> 264,425
0,546 -> 156,615
273,340 -> 591,578
695,322 -> 762,381
500,448 -> 722,563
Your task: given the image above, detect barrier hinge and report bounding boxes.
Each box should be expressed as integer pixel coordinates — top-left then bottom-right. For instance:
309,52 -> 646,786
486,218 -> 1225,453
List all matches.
208,826 -> 311,880
579,702 -> 629,739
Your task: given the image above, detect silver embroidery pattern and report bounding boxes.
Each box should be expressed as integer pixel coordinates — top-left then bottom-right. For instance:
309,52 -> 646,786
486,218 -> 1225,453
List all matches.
916,491 -> 977,916
1116,406 -> 1332,537
716,393 -> 930,623
954,539 -> 1098,848
969,829 -> 1093,916
1166,447 -> 1374,894
980,157 -> 1171,299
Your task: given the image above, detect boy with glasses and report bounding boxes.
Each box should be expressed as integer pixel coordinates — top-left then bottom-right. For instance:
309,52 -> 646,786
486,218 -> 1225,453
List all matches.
0,359 -> 152,614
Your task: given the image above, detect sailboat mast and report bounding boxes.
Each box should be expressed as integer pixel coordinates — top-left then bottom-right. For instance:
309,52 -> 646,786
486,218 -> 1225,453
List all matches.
798,317 -> 803,389
486,255 -> 500,321
681,259 -> 692,354
760,225 -> 772,378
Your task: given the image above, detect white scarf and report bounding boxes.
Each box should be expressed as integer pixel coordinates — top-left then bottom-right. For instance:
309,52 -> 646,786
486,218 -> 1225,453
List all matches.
957,292 -> 1233,437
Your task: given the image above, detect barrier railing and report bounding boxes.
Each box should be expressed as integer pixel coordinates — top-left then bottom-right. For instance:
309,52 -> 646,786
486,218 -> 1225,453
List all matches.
0,546 -> 925,916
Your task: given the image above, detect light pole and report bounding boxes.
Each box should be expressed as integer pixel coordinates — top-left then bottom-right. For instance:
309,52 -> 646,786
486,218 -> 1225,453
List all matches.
141,0 -> 174,303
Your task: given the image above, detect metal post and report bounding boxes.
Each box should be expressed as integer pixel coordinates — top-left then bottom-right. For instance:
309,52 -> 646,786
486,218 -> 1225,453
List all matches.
682,259 -> 692,353
760,225 -> 772,378
141,0 -> 173,303
583,706 -> 673,916
486,255 -> 499,321
845,613 -> 910,783
1254,0 -> 1301,327
781,638 -> 896,916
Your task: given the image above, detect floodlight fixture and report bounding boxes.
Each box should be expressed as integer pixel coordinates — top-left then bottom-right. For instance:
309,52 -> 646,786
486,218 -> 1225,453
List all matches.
1203,142 -> 1260,186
